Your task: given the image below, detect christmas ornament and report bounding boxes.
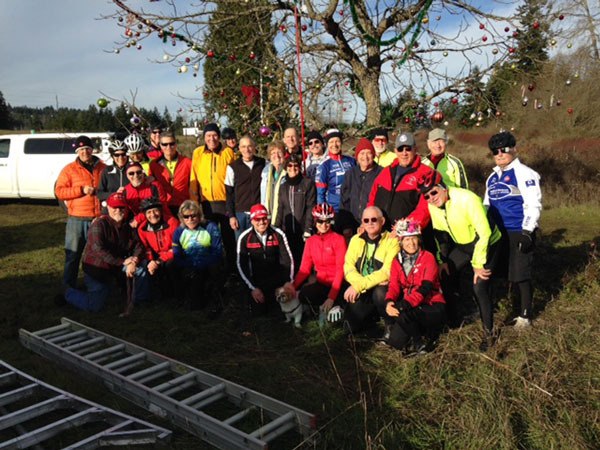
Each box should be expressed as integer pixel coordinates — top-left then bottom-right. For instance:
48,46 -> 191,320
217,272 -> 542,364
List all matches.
504,27 -> 510,32
443,121 -> 449,126
492,48 -> 498,55
136,44 -> 142,50
97,98 -> 109,108
522,97 -> 529,106
163,54 -> 169,61
279,25 -> 287,33
431,111 -> 444,122
443,51 -> 448,57
249,51 -> 256,60
482,36 -> 488,42
422,17 -> 429,24
114,49 -> 120,54
556,99 -> 562,106
559,14 -> 564,20
533,21 -> 540,29
528,83 -> 535,91
130,116 -> 141,126
301,24 -> 307,31
451,98 -> 458,104
180,65 -> 188,73
207,50 -> 215,58
185,57 -> 191,63
565,79 -> 572,86
479,23 -> 485,30
567,108 -> 574,114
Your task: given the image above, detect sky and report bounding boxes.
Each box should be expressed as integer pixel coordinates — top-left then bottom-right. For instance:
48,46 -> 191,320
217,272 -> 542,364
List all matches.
0,0 -> 197,116
0,0 -> 521,125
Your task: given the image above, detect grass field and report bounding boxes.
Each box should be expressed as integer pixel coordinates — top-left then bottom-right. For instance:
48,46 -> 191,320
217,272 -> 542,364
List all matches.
0,196 -> 598,449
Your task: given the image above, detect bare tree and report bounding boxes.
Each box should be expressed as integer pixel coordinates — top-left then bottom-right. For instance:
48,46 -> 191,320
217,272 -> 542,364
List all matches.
553,0 -> 600,61
107,0 -> 522,127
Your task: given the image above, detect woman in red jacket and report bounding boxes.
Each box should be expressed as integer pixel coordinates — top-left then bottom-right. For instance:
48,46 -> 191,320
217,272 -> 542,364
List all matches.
285,203 -> 347,317
383,219 -> 446,352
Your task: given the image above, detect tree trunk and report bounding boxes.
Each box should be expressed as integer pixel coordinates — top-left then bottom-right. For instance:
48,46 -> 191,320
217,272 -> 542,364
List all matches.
361,71 -> 382,126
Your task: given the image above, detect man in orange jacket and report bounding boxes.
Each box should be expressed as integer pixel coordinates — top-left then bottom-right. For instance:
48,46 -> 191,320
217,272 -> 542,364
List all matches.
55,135 -> 105,289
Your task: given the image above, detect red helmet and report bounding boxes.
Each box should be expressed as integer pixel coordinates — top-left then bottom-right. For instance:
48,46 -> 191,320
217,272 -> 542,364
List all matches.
312,203 -> 335,221
419,170 -> 445,194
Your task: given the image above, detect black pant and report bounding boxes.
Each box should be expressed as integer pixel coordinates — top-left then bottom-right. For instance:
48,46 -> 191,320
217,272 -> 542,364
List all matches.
388,302 -> 446,350
202,201 -> 237,274
178,264 -> 223,310
343,285 -> 387,333
298,281 -> 344,315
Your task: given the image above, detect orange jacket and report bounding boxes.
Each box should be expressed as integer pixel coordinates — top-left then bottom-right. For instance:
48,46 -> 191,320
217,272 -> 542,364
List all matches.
55,157 -> 105,218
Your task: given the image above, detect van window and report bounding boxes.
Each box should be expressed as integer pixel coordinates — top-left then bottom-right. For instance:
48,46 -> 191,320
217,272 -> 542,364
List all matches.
0,139 -> 8,158
24,138 -> 74,155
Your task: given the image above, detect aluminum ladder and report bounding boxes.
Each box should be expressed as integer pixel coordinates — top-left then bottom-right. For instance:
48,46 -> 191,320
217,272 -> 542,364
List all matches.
0,359 -> 171,449
20,318 -> 316,450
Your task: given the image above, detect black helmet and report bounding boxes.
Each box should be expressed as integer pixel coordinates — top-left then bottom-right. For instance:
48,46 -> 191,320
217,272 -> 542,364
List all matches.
140,197 -> 162,212
222,127 -> 237,140
419,170 -> 446,194
488,131 -> 516,151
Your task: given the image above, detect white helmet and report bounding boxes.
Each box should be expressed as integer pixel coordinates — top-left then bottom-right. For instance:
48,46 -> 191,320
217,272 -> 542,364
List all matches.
124,133 -> 146,155
107,139 -> 127,155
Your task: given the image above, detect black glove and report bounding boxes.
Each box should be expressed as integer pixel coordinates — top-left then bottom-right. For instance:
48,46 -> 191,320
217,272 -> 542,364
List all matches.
396,299 -> 412,312
517,231 -> 534,253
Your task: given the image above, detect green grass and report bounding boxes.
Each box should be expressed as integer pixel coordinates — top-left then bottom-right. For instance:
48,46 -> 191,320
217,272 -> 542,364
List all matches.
0,198 -> 598,449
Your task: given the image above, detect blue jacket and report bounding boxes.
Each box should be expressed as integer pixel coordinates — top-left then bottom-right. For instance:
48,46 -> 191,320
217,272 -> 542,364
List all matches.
315,154 -> 356,211
484,158 -> 541,232
172,221 -> 223,269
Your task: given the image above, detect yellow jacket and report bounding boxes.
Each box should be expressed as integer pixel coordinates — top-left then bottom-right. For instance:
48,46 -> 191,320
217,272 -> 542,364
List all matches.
374,150 -> 396,168
428,187 -> 501,269
189,145 -> 235,203
344,231 -> 399,293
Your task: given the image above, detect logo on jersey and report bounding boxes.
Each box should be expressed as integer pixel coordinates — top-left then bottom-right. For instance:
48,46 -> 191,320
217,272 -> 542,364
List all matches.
525,179 -> 536,187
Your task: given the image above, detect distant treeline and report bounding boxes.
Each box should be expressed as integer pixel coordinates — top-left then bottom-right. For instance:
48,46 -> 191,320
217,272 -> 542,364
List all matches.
7,103 -> 185,134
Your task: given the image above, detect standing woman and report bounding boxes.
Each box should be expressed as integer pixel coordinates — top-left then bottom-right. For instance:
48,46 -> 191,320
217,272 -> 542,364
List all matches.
382,219 -> 446,353
274,154 -> 316,269
172,200 -> 223,311
260,141 -> 287,224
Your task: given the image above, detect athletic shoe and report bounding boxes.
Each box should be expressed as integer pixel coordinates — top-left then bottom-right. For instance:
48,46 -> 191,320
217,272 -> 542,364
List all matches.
514,316 -> 532,329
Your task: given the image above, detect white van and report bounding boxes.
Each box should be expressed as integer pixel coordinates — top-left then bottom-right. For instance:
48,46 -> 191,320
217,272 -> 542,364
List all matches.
0,132 -> 114,200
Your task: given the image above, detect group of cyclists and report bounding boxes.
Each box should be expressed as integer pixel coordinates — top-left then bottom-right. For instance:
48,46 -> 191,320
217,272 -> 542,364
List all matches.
54,123 -> 541,353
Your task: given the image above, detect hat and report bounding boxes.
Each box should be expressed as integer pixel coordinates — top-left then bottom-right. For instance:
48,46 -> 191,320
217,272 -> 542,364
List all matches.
140,197 -> 162,212
250,204 -> 269,220
488,131 -> 516,150
354,138 -> 376,159
221,127 -> 237,140
395,132 -> 415,149
306,130 -> 324,144
324,129 -> 343,144
370,128 -> 389,140
126,162 -> 143,172
73,135 -> 93,152
203,123 -> 221,137
428,128 -> 447,141
106,193 -> 128,209
394,219 -> 421,237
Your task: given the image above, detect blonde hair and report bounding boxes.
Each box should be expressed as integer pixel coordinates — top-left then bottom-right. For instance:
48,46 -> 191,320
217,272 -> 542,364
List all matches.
178,200 -> 204,224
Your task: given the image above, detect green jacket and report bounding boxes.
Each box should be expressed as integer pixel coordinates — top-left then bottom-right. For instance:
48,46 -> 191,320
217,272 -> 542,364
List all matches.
428,187 -> 501,269
344,231 -> 399,293
422,153 -> 468,189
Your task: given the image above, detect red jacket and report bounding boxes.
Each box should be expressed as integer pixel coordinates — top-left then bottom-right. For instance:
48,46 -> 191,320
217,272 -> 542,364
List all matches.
137,216 -> 179,262
55,157 -> 106,218
123,180 -> 169,225
149,154 -> 192,208
385,250 -> 445,307
367,155 -> 432,228
294,230 -> 347,300
146,146 -> 162,161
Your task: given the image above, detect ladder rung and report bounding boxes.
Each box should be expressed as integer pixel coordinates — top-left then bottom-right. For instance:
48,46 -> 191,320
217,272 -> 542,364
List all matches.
262,420 -> 297,443
154,372 -> 196,393
64,336 -> 105,353
0,383 -> 38,407
104,352 -> 146,370
128,361 -> 171,382
181,382 -> 225,406
34,323 -> 70,338
0,395 -> 70,431
84,344 -> 125,361
162,379 -> 198,397
0,372 -> 17,387
46,329 -> 88,345
250,411 -> 296,439
191,391 -> 227,410
114,358 -> 147,375
0,407 -> 98,449
223,406 -> 256,425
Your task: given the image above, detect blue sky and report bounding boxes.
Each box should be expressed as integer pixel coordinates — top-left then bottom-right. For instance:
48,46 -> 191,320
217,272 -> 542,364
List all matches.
0,0 -> 197,115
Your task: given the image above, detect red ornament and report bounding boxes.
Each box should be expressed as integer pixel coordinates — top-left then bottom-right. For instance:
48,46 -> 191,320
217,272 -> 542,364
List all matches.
451,98 -> 458,104
404,117 -> 410,124
339,9 -> 344,16
528,83 -> 535,91
433,102 -> 439,107
301,24 -> 307,31
229,54 -> 236,61
185,57 -> 191,63
556,99 -> 562,106
533,21 -> 540,29
508,47 -> 516,54
513,31 -> 519,38
279,25 -> 287,33
504,27 -> 510,32
479,23 -> 485,30
207,50 -> 215,58
482,36 -> 488,42
220,90 -> 225,97
249,51 -> 256,60
431,111 -> 444,122
559,14 -> 564,20
567,108 -> 574,114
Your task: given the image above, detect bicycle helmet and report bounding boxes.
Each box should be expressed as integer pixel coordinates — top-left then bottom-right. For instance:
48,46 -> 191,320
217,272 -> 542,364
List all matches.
419,170 -> 445,194
124,133 -> 147,155
107,139 -> 127,155
312,203 -> 335,221
140,197 -> 163,212
394,219 -> 421,238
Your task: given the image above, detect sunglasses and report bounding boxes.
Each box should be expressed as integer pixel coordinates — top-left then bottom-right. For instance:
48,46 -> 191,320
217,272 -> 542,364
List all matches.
362,217 -> 379,224
160,142 -> 176,147
127,171 -> 143,176
373,137 -> 387,143
182,214 -> 198,219
424,189 -> 440,200
396,147 -> 413,153
151,130 -> 162,134
113,153 -> 127,158
253,217 -> 269,222
308,140 -> 321,146
491,147 -> 512,156
316,219 -> 331,225
287,164 -> 300,169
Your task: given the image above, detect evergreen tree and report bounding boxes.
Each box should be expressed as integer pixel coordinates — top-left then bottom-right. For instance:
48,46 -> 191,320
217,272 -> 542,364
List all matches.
0,91 -> 14,129
457,67 -> 489,128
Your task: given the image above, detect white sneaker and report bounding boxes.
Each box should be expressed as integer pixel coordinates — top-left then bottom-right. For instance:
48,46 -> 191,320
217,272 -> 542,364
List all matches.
514,316 -> 532,329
